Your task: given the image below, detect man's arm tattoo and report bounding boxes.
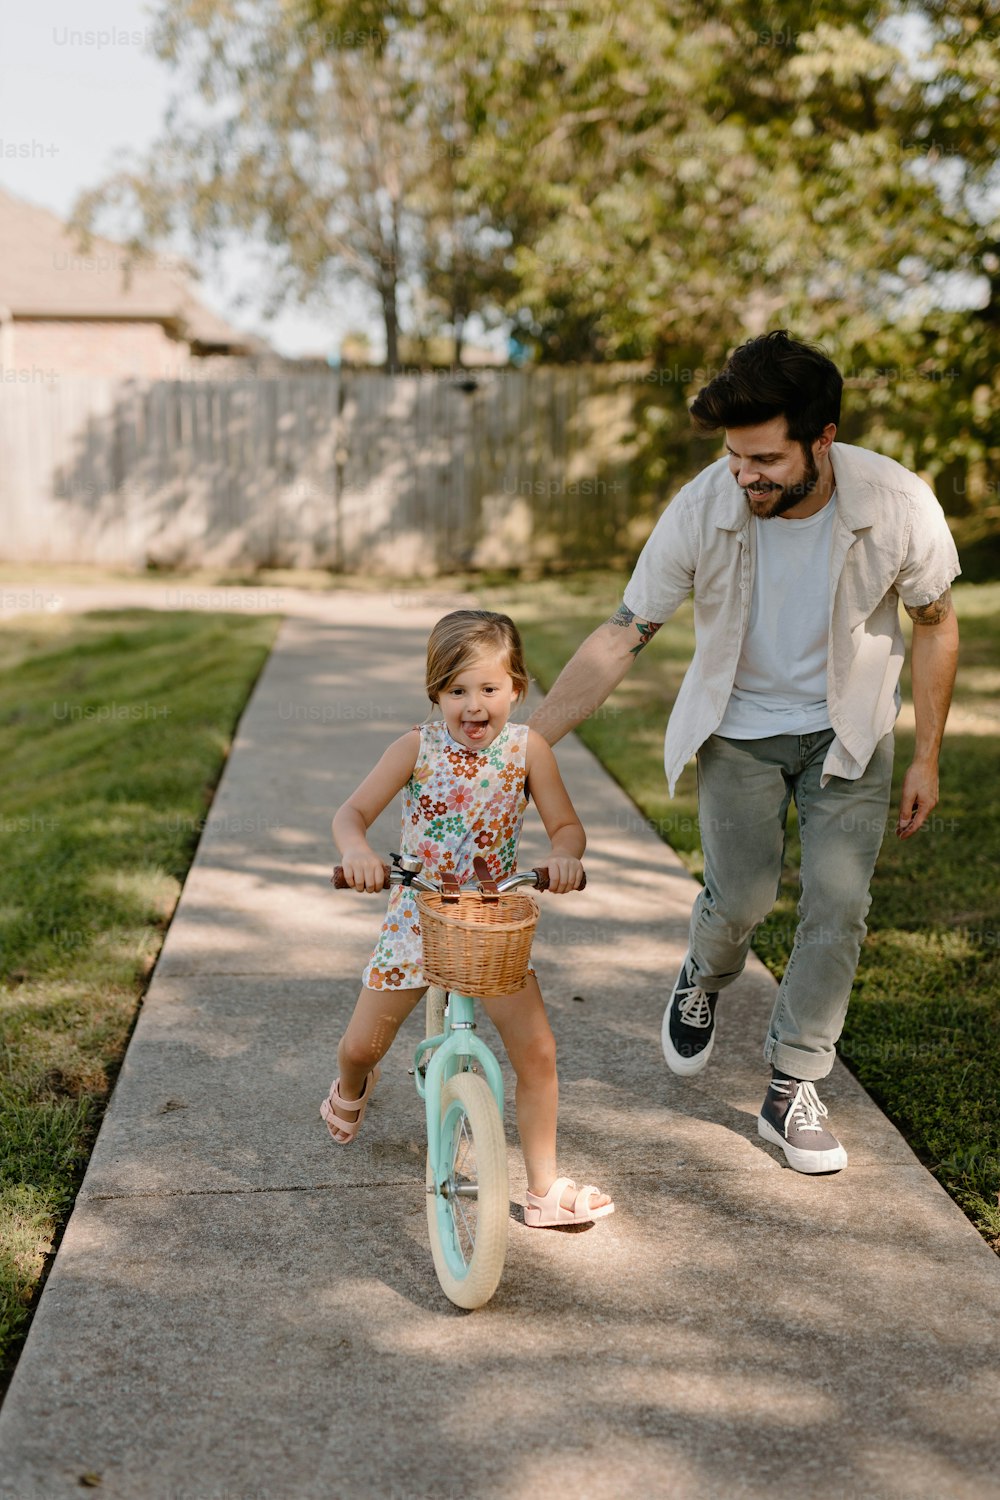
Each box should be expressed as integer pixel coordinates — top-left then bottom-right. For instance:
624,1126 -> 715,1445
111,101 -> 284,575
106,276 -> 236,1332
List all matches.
905,588 -> 953,627
608,601 -> 663,656
631,619 -> 663,656
608,603 -> 636,628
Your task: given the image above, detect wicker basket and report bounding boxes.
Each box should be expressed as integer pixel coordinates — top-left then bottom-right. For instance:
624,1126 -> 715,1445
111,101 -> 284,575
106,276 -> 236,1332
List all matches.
417,890 -> 540,997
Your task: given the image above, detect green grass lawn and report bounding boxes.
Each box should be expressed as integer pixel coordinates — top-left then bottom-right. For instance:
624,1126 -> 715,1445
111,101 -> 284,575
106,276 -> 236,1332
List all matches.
475,572 -> 1000,1250
0,609 -> 279,1384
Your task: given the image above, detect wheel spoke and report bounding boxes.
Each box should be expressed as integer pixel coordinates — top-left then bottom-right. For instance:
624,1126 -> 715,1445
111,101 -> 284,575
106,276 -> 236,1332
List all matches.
449,1111 -> 480,1263
454,1192 -> 475,1261
457,1115 -> 474,1171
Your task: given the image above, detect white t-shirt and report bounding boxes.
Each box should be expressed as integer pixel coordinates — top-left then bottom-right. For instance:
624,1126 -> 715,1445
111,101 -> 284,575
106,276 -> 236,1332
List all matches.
717,491 -> 838,738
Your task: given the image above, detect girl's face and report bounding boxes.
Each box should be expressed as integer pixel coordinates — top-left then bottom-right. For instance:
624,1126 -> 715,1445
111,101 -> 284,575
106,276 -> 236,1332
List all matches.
437,649 -> 518,751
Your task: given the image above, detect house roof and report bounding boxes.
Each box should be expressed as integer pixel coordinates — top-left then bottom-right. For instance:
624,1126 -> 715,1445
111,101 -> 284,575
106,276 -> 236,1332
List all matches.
0,185 -> 257,351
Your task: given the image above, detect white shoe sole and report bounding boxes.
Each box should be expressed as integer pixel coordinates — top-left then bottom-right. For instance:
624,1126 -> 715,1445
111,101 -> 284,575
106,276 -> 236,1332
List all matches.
757,1115 -> 848,1173
661,1004 -> 715,1076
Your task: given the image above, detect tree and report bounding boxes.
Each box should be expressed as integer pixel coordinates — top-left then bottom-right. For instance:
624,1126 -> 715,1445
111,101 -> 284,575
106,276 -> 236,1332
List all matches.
73,0 -> 509,369
72,0 -> 1000,551
416,0 -> 997,551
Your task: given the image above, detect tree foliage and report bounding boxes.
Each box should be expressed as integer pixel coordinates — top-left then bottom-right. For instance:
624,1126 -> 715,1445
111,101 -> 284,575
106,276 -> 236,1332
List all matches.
419,0 -> 999,552
72,0 -> 1000,553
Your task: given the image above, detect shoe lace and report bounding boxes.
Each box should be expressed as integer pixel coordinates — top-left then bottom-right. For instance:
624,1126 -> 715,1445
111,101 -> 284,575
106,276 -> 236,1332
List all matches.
677,984 -> 713,1028
788,1081 -> 829,1135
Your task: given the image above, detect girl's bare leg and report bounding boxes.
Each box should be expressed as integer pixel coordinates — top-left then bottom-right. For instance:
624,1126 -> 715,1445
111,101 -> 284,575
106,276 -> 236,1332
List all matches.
482,975 -> 611,1211
327,984 -> 426,1139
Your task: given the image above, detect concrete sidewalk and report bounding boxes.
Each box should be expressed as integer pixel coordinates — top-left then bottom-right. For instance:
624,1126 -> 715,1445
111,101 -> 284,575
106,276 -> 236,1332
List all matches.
1,588 -> 999,1500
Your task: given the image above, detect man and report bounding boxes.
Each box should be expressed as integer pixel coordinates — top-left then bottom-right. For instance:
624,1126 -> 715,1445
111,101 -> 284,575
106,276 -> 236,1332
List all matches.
529,330 -> 960,1174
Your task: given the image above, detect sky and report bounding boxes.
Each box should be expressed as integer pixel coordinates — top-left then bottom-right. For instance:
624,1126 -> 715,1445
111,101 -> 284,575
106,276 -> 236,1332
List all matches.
0,0 -> 381,358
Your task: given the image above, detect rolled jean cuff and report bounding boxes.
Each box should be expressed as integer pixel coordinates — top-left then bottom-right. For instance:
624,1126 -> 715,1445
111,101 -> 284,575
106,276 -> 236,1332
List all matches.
764,1033 -> 836,1083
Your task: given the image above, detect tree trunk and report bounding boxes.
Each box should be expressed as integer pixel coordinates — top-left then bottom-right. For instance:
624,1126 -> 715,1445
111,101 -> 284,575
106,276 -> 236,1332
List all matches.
381,280 -> 400,372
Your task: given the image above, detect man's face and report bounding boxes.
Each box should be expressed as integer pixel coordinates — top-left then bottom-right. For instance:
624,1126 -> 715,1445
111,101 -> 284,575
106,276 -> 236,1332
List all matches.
724,416 -> 824,520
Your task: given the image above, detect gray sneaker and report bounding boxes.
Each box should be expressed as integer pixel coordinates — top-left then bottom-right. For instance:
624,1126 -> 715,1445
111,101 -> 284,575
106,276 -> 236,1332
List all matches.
757,1075 -> 848,1173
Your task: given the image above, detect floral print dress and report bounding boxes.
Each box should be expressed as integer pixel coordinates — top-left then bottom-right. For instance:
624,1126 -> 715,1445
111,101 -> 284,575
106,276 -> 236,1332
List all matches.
362,720 -> 530,990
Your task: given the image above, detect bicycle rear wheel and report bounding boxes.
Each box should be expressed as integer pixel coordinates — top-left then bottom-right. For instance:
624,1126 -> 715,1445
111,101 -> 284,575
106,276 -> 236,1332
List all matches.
426,1071 -> 508,1309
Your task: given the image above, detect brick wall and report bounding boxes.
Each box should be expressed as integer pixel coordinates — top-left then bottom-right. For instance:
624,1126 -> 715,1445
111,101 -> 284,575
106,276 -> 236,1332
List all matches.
8,319 -> 193,379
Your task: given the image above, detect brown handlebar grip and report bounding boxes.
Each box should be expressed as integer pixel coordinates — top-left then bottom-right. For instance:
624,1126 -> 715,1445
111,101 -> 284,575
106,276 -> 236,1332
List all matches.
532,868 -> 587,892
331,864 -> 392,889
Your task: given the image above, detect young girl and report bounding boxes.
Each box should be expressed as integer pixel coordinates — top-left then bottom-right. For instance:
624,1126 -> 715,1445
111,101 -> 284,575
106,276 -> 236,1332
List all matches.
322,608 -> 614,1228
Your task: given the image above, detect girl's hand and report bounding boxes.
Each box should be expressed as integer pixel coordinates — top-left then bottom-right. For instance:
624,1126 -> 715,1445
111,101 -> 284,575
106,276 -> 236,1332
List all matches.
540,855 -> 584,894
339,849 -> 388,893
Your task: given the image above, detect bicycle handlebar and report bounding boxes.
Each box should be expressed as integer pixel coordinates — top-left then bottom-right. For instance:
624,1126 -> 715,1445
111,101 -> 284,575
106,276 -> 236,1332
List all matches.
331,862 -> 586,894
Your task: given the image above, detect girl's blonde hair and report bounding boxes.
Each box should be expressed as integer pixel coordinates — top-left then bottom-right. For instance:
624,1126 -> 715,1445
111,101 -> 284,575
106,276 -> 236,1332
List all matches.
426,610 -> 530,703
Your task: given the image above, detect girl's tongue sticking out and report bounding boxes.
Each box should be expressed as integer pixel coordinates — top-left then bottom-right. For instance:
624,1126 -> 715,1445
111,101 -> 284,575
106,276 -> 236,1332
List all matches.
439,647 -> 520,751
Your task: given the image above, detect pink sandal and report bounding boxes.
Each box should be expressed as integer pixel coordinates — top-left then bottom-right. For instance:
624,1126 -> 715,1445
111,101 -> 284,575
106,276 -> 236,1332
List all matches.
524,1176 -> 615,1228
319,1064 -> 381,1144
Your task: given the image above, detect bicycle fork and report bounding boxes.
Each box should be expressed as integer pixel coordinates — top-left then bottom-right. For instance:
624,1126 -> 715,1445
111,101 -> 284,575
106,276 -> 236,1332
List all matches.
413,991 -> 505,1194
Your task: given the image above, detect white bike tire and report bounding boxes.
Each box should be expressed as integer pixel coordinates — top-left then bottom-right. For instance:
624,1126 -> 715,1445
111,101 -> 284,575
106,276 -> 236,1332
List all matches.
425,1071 -> 508,1309
425,984 -> 447,1040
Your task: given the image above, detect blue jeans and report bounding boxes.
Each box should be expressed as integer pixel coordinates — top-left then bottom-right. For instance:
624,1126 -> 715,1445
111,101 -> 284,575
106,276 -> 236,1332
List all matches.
688,728 -> 894,1081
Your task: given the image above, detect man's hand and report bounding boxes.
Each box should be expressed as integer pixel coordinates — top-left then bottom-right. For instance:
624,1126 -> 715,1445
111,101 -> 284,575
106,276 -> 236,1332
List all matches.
895,756 -> 939,839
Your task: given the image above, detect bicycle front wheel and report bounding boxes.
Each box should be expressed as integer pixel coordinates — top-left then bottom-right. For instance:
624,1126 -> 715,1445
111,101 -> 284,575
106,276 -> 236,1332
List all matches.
426,1071 -> 508,1309
425,984 -> 446,1040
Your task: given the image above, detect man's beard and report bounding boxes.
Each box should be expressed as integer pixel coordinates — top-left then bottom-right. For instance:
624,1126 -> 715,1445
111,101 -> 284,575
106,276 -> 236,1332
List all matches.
742,447 -> 820,519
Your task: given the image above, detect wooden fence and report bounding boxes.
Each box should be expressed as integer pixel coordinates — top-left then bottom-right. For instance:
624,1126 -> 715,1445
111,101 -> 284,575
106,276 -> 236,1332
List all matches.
0,367 -> 650,573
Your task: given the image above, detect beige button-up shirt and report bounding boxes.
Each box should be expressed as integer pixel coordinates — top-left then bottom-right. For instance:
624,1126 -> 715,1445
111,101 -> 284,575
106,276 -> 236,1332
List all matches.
623,442 -> 961,794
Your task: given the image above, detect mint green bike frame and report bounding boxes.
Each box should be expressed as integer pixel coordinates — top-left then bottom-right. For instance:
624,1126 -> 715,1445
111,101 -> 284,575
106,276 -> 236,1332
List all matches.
413,989 -> 504,1268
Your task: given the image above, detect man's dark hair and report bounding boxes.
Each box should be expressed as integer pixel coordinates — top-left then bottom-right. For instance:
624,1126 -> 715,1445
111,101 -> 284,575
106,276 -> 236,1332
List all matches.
689,330 -> 843,445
